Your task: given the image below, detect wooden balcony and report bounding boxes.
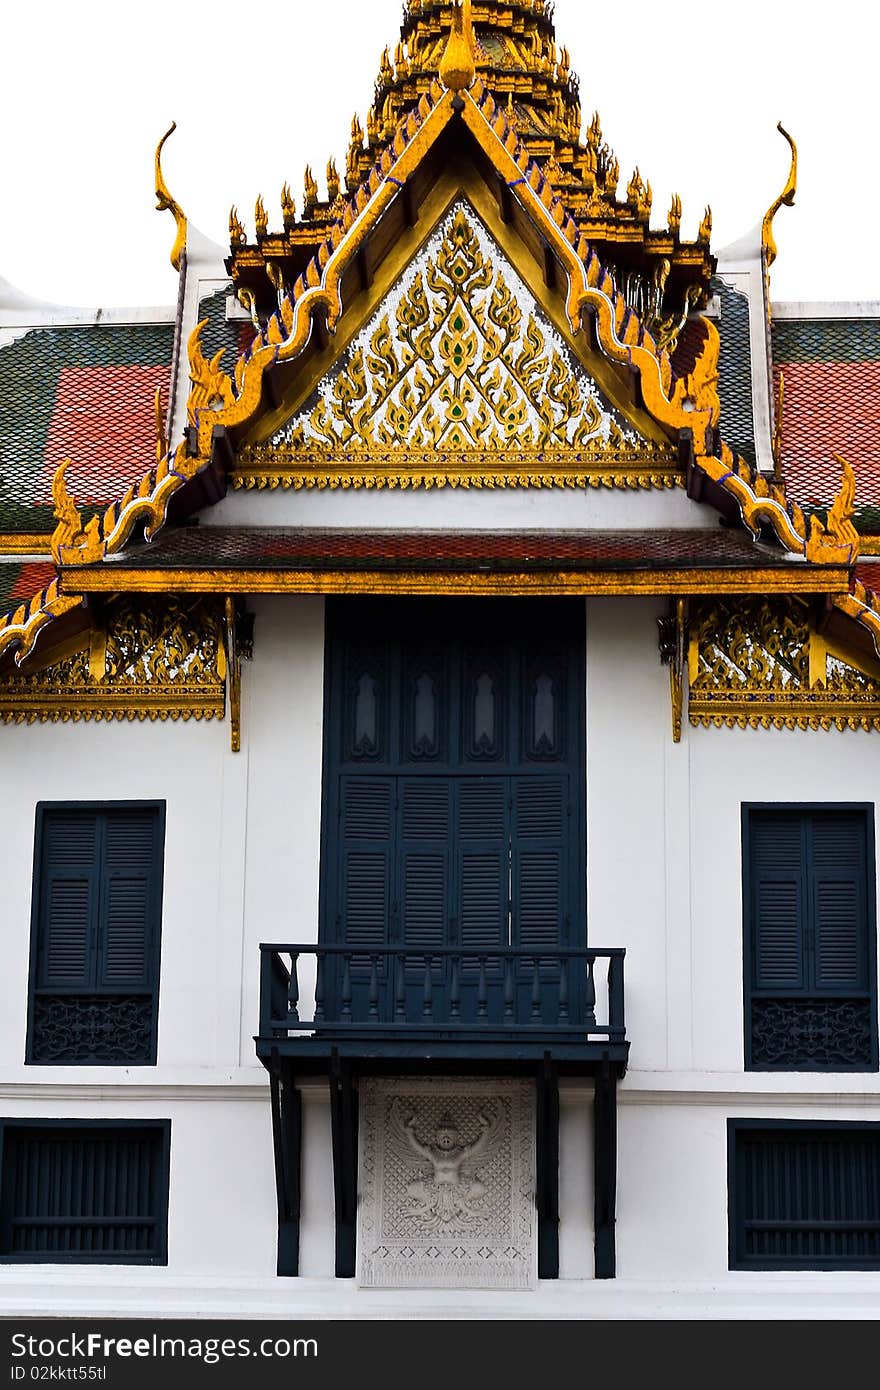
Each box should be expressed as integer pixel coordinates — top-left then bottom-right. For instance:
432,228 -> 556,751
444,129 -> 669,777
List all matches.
256,943 -> 629,1282
256,944 -> 628,1075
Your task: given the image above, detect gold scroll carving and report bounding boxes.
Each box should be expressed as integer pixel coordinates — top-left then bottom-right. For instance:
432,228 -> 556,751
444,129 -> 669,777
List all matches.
688,598 -> 880,732
0,597 -> 226,725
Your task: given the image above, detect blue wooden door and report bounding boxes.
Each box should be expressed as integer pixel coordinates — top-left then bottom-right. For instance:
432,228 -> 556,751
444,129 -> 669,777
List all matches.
322,600 -> 585,1027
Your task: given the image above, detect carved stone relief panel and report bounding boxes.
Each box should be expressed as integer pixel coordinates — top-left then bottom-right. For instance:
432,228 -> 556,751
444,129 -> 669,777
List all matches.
358,1077 -> 536,1289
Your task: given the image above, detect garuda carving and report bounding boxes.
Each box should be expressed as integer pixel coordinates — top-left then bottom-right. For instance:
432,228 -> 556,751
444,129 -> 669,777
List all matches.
387,1097 -> 505,1232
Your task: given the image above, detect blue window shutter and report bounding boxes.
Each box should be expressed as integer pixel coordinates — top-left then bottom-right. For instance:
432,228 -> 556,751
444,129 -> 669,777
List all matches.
457,778 -> 509,953
399,779 -> 450,952
99,811 -> 158,988
810,813 -> 869,992
749,813 -> 806,991
30,805 -> 164,1066
512,776 -> 567,953
38,811 -> 100,990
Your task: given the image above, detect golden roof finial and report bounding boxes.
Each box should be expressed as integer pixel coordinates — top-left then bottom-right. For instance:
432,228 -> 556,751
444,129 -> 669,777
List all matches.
229,206 -> 246,246
762,122 -> 797,268
281,182 -> 296,229
154,122 -> 188,272
440,0 -> 476,94
254,194 -> 268,238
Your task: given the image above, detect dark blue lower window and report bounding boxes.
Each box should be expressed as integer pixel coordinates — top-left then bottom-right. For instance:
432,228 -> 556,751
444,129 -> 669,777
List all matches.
729,1120 -> 880,1270
0,1121 -> 170,1264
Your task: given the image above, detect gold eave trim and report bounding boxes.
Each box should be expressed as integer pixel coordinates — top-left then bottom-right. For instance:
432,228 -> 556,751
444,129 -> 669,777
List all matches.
0,535 -> 53,555
689,696 -> 880,733
60,566 -> 851,599
0,690 -> 225,726
231,455 -> 684,493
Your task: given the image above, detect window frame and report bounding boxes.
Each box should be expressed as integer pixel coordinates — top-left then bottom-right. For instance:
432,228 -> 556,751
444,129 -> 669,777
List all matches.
728,1118 -> 880,1271
741,802 -> 879,1073
0,1118 -> 171,1265
26,800 -> 167,1067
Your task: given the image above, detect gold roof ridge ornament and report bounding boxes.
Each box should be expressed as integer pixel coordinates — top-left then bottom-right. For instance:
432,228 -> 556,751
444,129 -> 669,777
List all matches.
806,455 -> 860,564
762,122 -> 797,268
154,122 -> 188,273
50,460 -> 104,566
440,0 -> 476,93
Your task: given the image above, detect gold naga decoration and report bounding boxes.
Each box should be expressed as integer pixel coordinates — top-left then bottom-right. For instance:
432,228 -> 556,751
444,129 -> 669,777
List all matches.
241,203 -> 675,492
762,123 -> 797,269
440,0 -> 476,92
671,317 -> 722,428
806,456 -> 859,563
155,386 -> 168,464
154,123 -> 188,272
51,461 -> 104,566
186,319 -> 236,427
0,597 -> 226,726
688,596 -> 880,732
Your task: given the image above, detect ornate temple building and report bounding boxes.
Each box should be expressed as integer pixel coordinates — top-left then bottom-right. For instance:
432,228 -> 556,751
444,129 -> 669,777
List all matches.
1,0 -> 880,1316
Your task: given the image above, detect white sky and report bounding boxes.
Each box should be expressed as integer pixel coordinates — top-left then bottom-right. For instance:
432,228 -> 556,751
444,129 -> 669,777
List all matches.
1,0 -> 876,309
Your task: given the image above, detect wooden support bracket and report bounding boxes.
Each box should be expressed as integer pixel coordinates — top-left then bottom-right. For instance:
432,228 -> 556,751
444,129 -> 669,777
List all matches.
593,1057 -> 618,1279
329,1052 -> 358,1278
536,1053 -> 560,1279
224,597 -> 254,753
658,596 -> 689,742
270,1061 -> 302,1277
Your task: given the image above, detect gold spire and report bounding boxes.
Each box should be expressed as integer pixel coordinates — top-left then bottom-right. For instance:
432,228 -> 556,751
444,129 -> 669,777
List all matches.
440,0 -> 475,93
154,123 -> 187,272
762,123 -> 797,267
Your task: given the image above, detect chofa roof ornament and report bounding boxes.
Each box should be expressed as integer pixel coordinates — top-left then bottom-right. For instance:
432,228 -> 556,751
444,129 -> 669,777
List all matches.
154,122 -> 188,273
762,122 -> 797,269
440,0 -> 476,93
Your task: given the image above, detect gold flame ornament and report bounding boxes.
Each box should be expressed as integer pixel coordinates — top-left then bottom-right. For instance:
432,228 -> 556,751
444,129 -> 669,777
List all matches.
762,123 -> 797,268
440,0 -> 476,93
154,123 -> 188,272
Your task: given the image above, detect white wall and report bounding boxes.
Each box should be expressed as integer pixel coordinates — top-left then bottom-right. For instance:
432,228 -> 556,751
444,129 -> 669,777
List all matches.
3,590 -> 880,1309
203,485 -> 720,531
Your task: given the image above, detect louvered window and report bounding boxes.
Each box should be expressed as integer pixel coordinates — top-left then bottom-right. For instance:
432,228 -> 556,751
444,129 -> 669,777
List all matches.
729,1121 -> 880,1269
743,807 -> 877,1071
27,804 -> 165,1065
0,1121 -> 170,1264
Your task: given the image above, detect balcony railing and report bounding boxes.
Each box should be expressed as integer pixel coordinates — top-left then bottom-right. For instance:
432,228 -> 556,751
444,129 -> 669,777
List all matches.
258,945 -> 626,1058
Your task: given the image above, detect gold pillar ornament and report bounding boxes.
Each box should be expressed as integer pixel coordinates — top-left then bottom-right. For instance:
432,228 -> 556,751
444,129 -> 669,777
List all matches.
440,0 -> 476,93
762,123 -> 797,268
154,123 -> 188,273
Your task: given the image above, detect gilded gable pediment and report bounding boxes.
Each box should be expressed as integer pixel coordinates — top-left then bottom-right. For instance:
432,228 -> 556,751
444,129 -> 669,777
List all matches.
235,202 -> 679,493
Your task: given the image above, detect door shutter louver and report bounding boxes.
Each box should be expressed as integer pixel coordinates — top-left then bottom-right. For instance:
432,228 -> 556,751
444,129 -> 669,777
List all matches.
339,778 -> 393,950
400,780 -> 450,953
39,812 -> 99,990
458,779 -> 508,954
749,815 -> 806,992
512,776 -> 566,953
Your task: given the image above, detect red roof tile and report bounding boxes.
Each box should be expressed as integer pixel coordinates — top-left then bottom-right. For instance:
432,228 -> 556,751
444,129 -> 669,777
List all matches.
38,364 -> 170,507
774,361 -> 880,510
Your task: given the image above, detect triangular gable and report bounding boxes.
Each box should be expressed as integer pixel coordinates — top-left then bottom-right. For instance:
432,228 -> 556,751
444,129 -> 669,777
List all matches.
236,198 -> 678,493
